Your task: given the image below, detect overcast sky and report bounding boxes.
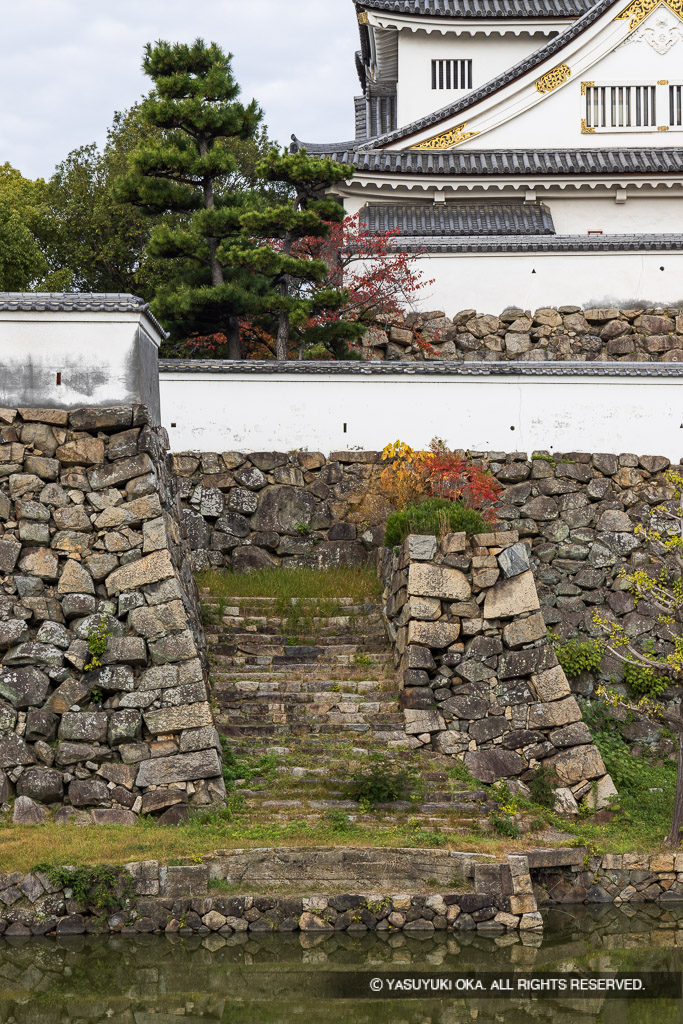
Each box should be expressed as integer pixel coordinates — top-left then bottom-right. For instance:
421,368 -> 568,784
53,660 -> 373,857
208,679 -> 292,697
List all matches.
1,0 -> 358,180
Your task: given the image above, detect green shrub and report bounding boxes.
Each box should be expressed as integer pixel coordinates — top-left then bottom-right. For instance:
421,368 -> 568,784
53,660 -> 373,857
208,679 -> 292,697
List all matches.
490,811 -> 520,839
220,737 -> 278,793
384,498 -> 486,547
345,753 -> 417,807
552,635 -> 603,678
529,765 -> 557,808
624,661 -> 669,698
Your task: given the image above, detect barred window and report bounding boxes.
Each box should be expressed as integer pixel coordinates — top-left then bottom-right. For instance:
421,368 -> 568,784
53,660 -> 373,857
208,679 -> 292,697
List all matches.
584,84 -> 656,129
670,84 -> 683,127
431,59 -> 472,91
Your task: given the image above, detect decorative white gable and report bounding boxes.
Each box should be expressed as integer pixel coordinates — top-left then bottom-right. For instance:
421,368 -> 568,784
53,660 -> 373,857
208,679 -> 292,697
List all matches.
377,0 -> 683,150
619,5 -> 683,53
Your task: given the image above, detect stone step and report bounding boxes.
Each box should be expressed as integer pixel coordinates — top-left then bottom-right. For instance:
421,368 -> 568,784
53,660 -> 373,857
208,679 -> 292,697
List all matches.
211,649 -> 393,662
210,632 -> 389,647
216,691 -> 399,706
200,594 -> 377,609
210,640 -> 388,654
216,680 -> 395,695
206,611 -> 386,624
220,723 -> 401,738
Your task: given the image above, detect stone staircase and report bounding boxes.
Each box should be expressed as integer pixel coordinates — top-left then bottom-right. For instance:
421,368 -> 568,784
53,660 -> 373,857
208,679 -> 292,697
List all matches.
201,592 -> 496,835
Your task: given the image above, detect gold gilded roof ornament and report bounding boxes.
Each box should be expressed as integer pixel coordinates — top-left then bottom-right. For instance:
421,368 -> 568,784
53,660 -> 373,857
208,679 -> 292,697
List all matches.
411,122 -> 479,150
615,0 -> 683,31
535,63 -> 572,93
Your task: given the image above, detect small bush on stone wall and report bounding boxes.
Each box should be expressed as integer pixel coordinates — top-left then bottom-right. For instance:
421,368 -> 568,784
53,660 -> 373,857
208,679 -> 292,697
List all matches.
550,633 -> 603,679
384,498 -> 485,546
379,439 -> 502,517
624,661 -> 670,699
345,753 -> 417,808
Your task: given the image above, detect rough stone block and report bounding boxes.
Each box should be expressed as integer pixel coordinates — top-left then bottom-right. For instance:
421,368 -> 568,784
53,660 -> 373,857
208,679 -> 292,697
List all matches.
105,550 -> 175,596
464,749 -> 525,783
0,666 -> 50,709
407,620 -> 460,647
68,777 -> 110,807
88,454 -> 154,491
58,712 -> 108,744
483,571 -> 539,619
527,696 -> 582,729
549,743 -> 607,785
403,709 -> 445,734
135,749 -> 222,787
12,795 -> 45,824
531,665 -> 572,701
404,596 -> 442,621
408,563 -> 471,601
162,864 -> 209,897
143,702 -> 213,735
583,773 -> 618,810
497,542 -> 530,579
0,733 -> 36,767
499,646 -> 557,680
403,535 -> 438,561
502,612 -> 546,649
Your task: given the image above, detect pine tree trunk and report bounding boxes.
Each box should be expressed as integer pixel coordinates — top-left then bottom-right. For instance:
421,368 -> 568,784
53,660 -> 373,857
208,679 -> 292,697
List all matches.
276,290 -> 289,361
224,316 -> 243,360
276,231 -> 293,360
667,725 -> 683,847
199,142 -> 225,290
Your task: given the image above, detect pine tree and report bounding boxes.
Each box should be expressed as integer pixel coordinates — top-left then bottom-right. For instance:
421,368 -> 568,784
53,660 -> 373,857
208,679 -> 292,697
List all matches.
231,149 -> 365,360
119,39 -> 262,358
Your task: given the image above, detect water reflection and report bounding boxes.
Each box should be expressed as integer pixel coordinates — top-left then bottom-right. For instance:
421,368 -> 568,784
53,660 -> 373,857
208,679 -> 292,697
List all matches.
0,904 -> 681,1023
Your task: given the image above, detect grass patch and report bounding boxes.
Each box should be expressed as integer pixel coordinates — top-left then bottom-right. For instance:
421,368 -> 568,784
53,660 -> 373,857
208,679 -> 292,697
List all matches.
196,566 -> 381,603
0,820 -> 537,874
384,499 -> 485,548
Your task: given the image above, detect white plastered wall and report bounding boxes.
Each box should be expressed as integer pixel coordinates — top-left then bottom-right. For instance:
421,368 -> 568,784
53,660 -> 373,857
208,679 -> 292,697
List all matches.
396,30 -> 549,127
353,249 -> 683,314
160,370 -> 683,459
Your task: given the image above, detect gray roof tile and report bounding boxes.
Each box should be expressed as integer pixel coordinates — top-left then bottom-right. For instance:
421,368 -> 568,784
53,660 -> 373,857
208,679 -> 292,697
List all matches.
290,147 -> 683,177
387,232 -> 683,252
160,359 -> 683,377
359,0 -> 597,16
362,202 -> 555,235
0,292 -> 168,337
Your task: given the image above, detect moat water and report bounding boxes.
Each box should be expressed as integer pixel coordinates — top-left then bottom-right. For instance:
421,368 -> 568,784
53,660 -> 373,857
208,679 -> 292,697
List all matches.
0,905 -> 682,1024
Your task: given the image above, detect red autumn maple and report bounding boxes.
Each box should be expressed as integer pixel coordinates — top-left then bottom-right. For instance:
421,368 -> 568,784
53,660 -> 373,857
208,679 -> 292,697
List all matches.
176,213 -> 434,359
424,440 -> 503,520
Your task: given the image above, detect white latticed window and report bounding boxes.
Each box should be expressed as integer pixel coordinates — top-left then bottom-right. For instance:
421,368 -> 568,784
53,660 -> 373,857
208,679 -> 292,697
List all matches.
431,59 -> 472,90
584,84 -> 656,129
583,81 -> 683,132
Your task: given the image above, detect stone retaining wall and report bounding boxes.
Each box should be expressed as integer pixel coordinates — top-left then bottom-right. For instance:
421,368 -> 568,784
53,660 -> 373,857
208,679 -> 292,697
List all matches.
173,449 -> 388,571
177,446 -> 682,754
381,531 -> 615,812
3,847 -> 682,938
361,307 -> 683,362
0,405 -> 223,823
0,849 -> 541,935
535,849 -> 683,904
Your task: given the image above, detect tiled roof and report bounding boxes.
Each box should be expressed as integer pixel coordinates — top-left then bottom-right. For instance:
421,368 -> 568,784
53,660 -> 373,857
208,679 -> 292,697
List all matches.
290,146 -> 683,177
363,0 -> 618,146
160,359 -> 683,377
387,232 -> 683,252
362,202 -> 555,235
359,0 -> 597,16
0,292 -> 168,337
